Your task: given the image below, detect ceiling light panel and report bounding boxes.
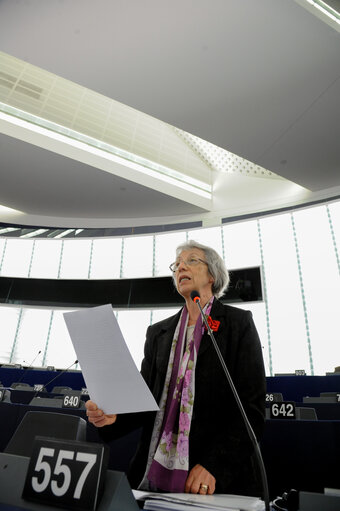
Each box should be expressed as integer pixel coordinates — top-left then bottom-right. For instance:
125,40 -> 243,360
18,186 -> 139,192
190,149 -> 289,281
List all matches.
0,51 -> 212,198
296,0 -> 340,30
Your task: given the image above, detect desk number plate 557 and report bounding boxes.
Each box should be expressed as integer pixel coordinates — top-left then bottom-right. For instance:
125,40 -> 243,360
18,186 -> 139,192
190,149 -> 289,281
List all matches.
22,436 -> 108,510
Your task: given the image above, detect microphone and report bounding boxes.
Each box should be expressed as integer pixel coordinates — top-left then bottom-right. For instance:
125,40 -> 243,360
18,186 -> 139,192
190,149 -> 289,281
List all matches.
16,350 -> 42,384
190,290 -> 200,303
33,360 -> 78,397
190,290 -> 270,511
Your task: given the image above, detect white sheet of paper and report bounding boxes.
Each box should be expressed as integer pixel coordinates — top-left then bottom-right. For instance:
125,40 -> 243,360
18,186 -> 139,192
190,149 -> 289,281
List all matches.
132,490 -> 265,511
63,304 -> 159,414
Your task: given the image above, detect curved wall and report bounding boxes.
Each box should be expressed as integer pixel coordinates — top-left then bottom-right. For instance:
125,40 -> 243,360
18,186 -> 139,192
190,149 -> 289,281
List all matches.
0,199 -> 339,376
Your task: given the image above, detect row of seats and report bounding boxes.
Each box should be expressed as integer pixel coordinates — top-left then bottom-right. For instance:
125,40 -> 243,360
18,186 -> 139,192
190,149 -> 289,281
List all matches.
265,391 -> 340,421
266,391 -> 340,403
8,382 -> 78,394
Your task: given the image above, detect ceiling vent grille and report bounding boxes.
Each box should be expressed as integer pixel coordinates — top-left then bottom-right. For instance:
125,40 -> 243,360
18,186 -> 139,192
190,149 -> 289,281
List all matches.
0,71 -> 43,100
0,71 -> 16,89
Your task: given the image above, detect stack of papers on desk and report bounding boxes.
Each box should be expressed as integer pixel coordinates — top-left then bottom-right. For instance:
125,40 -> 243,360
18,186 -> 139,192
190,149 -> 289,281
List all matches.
133,491 -> 265,511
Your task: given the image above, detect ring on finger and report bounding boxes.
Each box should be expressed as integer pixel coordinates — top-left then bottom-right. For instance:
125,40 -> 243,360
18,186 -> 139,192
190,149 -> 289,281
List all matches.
200,484 -> 208,492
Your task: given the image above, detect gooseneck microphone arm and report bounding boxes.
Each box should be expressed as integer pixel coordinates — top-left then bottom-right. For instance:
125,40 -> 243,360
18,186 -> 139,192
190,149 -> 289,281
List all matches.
16,350 -> 42,384
33,360 -> 79,397
190,290 -> 270,511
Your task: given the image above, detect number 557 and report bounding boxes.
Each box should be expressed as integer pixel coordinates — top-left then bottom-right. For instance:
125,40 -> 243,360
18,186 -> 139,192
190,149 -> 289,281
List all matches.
32,447 -> 97,499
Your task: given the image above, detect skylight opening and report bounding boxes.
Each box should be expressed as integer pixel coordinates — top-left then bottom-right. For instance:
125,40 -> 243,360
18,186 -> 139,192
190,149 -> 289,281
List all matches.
0,227 -> 20,235
20,229 -> 49,238
54,229 -> 75,239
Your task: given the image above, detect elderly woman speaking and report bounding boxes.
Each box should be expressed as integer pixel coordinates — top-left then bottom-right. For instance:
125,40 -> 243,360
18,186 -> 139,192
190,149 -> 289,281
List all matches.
86,240 -> 266,496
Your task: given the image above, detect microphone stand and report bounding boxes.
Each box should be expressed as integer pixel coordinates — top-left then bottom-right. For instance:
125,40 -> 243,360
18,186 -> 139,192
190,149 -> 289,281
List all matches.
32,360 -> 78,398
192,294 -> 270,511
16,350 -> 42,384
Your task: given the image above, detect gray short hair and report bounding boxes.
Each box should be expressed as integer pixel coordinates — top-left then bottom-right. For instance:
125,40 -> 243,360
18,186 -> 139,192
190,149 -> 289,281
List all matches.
174,240 -> 229,298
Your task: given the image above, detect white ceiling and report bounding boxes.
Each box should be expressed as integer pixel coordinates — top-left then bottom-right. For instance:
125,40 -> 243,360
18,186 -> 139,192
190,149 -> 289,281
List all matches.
0,0 -> 339,229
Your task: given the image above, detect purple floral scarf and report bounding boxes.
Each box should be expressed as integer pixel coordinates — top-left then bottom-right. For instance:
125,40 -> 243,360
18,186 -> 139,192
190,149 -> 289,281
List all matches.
138,297 -> 214,492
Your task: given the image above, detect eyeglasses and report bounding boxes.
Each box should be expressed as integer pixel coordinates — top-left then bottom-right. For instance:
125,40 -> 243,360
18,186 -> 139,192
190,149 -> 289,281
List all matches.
169,257 -> 208,273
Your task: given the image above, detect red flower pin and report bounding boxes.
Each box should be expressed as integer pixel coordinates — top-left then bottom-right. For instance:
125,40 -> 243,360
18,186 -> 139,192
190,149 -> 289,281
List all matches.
205,315 -> 220,332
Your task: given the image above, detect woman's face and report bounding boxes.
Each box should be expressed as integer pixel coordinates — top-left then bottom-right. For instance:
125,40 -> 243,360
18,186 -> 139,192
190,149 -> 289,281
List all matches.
175,248 -> 214,300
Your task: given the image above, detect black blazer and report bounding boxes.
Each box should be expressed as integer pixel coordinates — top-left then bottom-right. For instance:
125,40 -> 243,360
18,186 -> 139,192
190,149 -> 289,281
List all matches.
100,299 -> 266,495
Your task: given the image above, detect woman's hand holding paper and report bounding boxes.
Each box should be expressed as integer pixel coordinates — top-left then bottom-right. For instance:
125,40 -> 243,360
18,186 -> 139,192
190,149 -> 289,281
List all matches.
85,399 -> 117,427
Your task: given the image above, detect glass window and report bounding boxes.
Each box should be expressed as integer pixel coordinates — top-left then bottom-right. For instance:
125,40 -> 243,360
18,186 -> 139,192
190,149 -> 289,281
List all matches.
58,240 -> 92,279
9,308 -> 50,366
0,238 -> 6,269
328,201 -> 340,249
186,226 -> 224,257
116,309 -> 152,370
43,309 -> 78,368
223,220 -> 261,269
0,239 -> 34,277
293,206 -> 340,375
29,239 -> 62,279
90,238 -> 122,279
151,307 -> 181,325
121,236 -> 153,278
154,231 -> 187,276
0,305 -> 21,363
259,213 -> 309,374
233,302 -> 269,375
